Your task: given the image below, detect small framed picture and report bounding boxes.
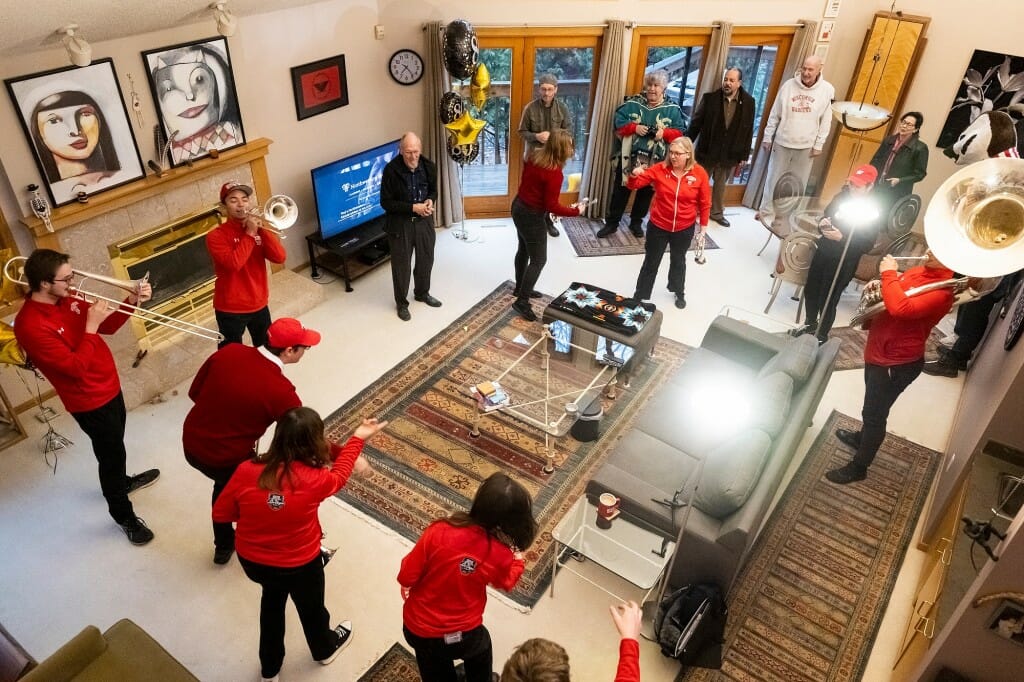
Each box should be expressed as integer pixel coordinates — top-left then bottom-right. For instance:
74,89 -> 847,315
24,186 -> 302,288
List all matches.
814,44 -> 830,63
823,0 -> 843,19
291,54 -> 349,121
986,600 -> 1024,647
4,58 -> 146,207
818,21 -> 836,43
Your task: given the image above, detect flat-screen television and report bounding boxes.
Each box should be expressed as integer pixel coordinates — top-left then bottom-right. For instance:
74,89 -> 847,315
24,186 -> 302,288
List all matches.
310,139 -> 399,241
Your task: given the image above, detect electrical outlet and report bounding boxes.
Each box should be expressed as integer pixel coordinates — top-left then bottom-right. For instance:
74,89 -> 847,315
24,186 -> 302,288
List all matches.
374,25 -> 385,40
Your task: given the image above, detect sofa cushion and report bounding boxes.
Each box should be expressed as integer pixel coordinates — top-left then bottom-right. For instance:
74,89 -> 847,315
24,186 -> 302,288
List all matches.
694,428 -> 772,519
748,371 -> 792,437
757,333 -> 818,387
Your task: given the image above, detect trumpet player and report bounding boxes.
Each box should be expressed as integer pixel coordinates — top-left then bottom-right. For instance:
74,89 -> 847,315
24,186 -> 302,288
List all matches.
14,249 -> 160,545
208,181 -> 287,347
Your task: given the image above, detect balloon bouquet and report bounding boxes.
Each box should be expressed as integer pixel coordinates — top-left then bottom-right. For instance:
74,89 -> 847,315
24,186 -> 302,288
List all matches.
441,19 -> 489,241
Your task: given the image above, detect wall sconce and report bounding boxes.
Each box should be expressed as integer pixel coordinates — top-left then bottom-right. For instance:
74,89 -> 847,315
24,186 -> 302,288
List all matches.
56,25 -> 92,67
210,2 -> 237,38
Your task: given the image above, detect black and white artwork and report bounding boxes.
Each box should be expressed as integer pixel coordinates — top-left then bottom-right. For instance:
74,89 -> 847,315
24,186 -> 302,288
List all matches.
937,49 -> 1024,149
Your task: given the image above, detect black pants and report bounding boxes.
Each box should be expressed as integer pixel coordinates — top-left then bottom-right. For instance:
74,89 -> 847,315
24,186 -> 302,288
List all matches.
803,242 -> 869,339
239,554 -> 338,679
634,224 -> 695,300
71,392 -> 134,524
215,306 -> 271,348
184,452 -> 241,550
511,197 -> 548,303
403,624 -> 492,682
854,360 -> 923,469
387,218 -> 435,307
605,163 -> 654,230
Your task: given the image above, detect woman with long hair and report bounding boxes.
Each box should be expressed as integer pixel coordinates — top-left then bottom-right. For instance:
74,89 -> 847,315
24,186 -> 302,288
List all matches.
30,90 -> 120,183
213,407 -> 386,682
627,136 -> 710,309
510,128 -> 585,321
399,472 -> 539,682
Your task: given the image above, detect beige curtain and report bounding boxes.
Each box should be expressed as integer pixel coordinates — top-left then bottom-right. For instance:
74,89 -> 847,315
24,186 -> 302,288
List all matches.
424,21 -> 463,228
694,21 -> 733,100
579,20 -> 627,220
742,19 -> 818,209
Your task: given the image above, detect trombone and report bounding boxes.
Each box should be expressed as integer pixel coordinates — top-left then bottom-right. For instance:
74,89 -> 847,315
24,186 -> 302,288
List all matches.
3,257 -> 224,343
243,194 -> 298,238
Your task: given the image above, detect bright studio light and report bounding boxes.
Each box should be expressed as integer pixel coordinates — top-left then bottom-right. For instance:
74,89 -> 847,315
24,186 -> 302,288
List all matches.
834,196 -> 881,227
684,376 -> 752,433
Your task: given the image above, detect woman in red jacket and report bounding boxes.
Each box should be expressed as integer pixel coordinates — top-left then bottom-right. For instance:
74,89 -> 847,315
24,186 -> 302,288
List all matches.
510,129 -> 586,321
399,472 -> 539,682
627,136 -> 710,309
213,407 -> 386,682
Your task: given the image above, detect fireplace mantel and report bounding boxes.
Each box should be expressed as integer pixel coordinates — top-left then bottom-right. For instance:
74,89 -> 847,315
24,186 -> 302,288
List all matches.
20,137 -> 273,244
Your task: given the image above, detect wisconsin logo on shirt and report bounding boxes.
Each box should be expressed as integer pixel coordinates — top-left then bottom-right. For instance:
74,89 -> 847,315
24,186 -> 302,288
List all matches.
70,302 -> 81,315
459,557 -> 478,574
267,492 -> 285,510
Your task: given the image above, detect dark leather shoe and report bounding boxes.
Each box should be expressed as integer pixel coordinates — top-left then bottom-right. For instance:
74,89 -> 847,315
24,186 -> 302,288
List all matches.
922,358 -> 961,377
397,306 -> 411,321
547,223 -> 560,237
826,463 -> 867,485
596,225 -> 617,238
415,294 -> 442,307
835,428 -> 862,450
712,215 -> 731,227
674,296 -> 686,309
512,300 -> 538,322
513,289 -> 543,299
629,225 -> 645,238
213,546 -> 235,565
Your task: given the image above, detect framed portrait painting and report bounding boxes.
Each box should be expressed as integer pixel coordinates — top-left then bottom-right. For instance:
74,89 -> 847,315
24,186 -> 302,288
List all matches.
5,58 -> 146,207
291,54 -> 349,120
142,36 -> 246,167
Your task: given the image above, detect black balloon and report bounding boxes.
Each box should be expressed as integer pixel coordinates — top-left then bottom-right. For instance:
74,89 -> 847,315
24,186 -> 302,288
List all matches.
439,92 -> 464,124
447,141 -> 480,165
443,20 -> 479,80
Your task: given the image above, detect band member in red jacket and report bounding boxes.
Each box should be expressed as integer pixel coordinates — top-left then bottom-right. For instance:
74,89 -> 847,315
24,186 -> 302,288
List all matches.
14,249 -> 160,545
399,472 -> 538,682
213,407 -> 385,682
207,181 -> 287,347
827,251 -> 955,484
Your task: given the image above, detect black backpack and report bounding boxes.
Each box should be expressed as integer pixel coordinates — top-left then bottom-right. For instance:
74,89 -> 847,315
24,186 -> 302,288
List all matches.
653,583 -> 727,669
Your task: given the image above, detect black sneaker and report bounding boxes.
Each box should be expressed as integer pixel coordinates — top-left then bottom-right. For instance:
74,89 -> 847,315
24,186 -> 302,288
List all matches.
835,428 -> 862,450
213,546 -> 235,565
826,463 -> 867,485
596,225 -> 617,238
629,225 -> 644,238
922,357 -> 961,377
318,621 -> 353,665
674,296 -> 686,309
512,300 -> 538,322
120,517 -> 154,546
127,469 -> 160,495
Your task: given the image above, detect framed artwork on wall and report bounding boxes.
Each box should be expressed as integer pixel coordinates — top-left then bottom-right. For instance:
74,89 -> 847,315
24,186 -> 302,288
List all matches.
986,599 -> 1024,647
291,54 -> 349,120
141,36 -> 246,167
4,58 -> 146,207
936,49 -> 1024,149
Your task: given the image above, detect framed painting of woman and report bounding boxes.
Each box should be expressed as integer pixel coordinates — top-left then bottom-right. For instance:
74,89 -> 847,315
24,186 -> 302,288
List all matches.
5,58 -> 146,206
142,36 -> 246,167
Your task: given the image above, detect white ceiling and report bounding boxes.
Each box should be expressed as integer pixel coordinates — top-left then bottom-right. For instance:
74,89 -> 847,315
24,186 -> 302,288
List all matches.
0,0 -> 326,59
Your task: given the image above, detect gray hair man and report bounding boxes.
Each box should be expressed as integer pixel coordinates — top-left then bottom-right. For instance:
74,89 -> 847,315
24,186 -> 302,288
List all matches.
518,73 -> 571,237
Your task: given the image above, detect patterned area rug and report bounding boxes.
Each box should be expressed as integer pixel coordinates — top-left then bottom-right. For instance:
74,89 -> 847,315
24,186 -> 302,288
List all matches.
325,280 -> 690,608
828,325 -> 946,371
562,215 -> 719,257
357,643 -> 420,681
680,410 -> 941,682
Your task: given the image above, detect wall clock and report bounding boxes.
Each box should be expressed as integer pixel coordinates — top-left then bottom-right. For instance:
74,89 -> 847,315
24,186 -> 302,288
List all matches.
389,49 -> 424,86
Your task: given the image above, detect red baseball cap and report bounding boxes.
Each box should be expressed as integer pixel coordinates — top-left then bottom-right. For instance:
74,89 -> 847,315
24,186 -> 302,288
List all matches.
848,164 -> 878,188
266,318 -> 321,348
220,181 -> 253,203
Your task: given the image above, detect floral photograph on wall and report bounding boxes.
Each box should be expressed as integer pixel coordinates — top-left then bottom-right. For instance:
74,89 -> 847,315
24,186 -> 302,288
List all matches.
937,49 -> 1024,149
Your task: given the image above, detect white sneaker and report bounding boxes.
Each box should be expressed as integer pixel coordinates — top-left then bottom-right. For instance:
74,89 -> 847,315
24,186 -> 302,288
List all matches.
260,674 -> 279,682
317,621 -> 353,666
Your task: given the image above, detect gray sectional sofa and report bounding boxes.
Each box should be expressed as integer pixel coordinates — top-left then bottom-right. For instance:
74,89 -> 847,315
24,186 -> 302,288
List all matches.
586,314 -> 840,595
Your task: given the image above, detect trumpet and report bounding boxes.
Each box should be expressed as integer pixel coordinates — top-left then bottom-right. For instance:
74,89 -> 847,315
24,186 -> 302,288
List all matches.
3,257 -> 223,343
243,195 -> 298,238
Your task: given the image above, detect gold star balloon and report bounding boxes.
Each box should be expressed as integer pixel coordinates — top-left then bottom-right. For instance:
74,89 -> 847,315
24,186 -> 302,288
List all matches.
470,62 -> 490,109
444,111 -> 486,146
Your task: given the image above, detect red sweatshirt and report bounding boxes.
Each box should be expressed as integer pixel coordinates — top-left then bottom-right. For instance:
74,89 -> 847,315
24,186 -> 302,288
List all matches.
212,437 -> 364,567
398,521 -> 524,637
14,295 -> 130,413
183,344 -> 300,468
864,265 -> 955,366
615,638 -> 640,682
206,217 -> 287,314
515,162 -> 579,217
626,163 -> 710,232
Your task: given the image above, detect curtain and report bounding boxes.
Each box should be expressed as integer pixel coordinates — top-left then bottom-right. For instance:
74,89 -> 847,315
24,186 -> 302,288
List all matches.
424,21 -> 463,228
742,19 -> 818,209
694,21 -> 733,101
578,20 -> 627,220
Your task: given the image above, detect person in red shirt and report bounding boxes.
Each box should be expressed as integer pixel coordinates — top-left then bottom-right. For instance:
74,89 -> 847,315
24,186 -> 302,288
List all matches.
627,136 -> 710,309
13,249 -> 160,546
207,181 -> 287,347
510,129 -> 586,321
213,406 -> 385,682
398,472 -> 538,682
183,317 -> 320,565
827,251 -> 955,484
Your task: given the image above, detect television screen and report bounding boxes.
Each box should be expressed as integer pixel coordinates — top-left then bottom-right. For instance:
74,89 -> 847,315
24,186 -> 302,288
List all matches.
310,139 -> 399,241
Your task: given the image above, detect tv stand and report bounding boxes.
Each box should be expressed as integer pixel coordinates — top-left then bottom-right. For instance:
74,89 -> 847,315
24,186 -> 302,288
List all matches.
306,217 -> 390,292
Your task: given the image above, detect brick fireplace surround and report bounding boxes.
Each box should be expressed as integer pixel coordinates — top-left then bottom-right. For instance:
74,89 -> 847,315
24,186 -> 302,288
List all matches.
1,138 -> 323,412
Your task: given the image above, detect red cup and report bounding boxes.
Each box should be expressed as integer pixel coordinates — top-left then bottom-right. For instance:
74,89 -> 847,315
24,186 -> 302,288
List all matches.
596,492 -> 621,529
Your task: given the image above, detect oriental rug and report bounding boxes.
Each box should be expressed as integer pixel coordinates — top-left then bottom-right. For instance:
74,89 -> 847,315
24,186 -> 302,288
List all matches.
828,325 -> 946,372
326,280 -> 690,608
679,410 -> 941,682
562,215 -> 719,257
356,643 -> 420,682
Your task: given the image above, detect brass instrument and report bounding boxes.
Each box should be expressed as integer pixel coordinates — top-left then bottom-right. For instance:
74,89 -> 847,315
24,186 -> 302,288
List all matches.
3,257 -> 223,343
244,194 -> 298,238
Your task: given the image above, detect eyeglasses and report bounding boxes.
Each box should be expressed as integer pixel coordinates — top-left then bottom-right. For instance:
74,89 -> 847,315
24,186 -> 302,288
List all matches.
669,151 -> 690,155
52,275 -> 75,284
898,120 -> 916,127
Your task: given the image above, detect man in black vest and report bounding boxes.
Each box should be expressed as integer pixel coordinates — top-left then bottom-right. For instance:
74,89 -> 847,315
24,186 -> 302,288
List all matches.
686,67 -> 756,227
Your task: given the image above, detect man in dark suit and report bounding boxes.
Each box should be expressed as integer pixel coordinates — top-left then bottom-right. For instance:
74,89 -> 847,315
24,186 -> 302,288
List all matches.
685,67 -> 756,227
380,132 -> 440,321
